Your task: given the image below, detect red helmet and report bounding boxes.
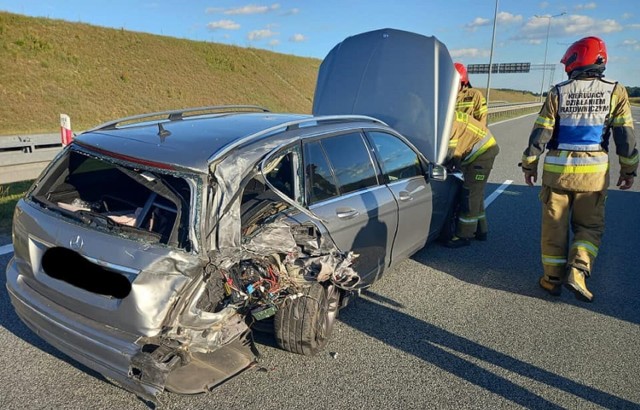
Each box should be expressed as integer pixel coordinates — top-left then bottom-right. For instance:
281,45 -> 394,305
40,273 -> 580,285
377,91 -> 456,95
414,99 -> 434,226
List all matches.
560,36 -> 607,73
454,62 -> 469,85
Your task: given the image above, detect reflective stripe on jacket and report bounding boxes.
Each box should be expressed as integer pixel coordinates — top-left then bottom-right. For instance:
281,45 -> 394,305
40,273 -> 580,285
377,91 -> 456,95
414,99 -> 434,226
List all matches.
456,87 -> 488,126
450,111 -> 498,167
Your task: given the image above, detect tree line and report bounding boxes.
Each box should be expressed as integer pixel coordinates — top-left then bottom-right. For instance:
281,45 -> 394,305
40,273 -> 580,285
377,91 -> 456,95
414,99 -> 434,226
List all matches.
627,87 -> 640,98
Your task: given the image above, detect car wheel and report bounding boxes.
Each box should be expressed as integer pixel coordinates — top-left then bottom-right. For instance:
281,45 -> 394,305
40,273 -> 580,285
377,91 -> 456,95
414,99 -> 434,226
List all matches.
274,282 -> 340,356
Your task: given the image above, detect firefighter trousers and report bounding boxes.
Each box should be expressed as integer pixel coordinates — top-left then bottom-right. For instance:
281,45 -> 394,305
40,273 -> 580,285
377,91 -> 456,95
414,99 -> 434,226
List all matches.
539,185 -> 606,280
456,145 -> 499,239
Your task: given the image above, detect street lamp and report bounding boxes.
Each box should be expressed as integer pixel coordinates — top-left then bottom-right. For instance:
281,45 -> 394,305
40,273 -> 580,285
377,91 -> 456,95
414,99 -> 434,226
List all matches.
535,12 -> 566,102
485,0 -> 499,105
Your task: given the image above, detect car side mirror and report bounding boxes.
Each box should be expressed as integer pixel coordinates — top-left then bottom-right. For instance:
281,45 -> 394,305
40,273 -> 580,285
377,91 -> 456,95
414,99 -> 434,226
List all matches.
429,163 -> 448,181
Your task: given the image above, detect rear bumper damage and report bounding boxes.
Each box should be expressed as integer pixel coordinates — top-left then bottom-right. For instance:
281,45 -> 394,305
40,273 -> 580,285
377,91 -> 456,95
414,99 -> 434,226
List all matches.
6,257 -> 258,403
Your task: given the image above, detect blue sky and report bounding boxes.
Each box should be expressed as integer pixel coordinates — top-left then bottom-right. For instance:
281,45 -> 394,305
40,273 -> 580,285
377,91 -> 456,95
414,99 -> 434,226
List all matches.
2,1 -> 640,92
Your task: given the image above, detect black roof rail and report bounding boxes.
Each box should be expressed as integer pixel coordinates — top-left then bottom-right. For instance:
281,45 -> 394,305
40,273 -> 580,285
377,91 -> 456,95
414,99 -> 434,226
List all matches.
85,105 -> 271,132
209,114 -> 388,163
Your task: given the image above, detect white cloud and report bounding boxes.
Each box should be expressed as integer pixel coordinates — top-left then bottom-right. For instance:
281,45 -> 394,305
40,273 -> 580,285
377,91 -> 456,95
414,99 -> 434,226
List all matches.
514,14 -> 622,42
539,2 -> 549,9
268,39 -> 280,47
574,2 -> 597,10
627,23 -> 640,29
207,20 -> 240,30
450,48 -> 491,58
621,13 -> 633,20
247,29 -> 277,41
281,8 -> 300,16
497,12 -> 523,24
289,33 -> 306,42
622,39 -> 640,51
224,3 -> 280,15
465,17 -> 491,31
464,12 -> 521,32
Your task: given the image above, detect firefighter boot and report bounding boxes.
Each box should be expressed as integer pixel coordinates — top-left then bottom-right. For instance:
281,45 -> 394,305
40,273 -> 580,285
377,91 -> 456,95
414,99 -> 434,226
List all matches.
539,275 -> 562,296
565,267 -> 593,302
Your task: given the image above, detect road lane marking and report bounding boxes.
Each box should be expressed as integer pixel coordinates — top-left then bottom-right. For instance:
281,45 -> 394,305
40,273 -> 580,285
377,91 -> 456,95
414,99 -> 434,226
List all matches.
489,112 -> 537,126
0,243 -> 13,256
485,179 -> 513,208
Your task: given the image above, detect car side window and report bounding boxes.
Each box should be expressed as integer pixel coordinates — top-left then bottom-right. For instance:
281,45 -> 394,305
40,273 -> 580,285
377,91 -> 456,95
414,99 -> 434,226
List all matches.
265,152 -> 295,200
319,132 -> 378,195
368,131 -> 422,182
304,141 -> 339,204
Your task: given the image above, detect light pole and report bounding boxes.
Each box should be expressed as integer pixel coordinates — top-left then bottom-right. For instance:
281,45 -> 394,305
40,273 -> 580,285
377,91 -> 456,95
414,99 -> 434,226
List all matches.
535,12 -> 566,102
485,0 -> 499,105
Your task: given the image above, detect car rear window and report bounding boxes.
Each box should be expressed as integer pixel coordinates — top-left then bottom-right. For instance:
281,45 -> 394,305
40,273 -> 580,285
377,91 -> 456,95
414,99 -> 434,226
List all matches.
30,150 -> 194,250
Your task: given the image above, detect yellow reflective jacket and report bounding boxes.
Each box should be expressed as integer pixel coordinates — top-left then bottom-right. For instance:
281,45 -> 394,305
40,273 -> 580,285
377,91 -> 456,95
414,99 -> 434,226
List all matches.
521,78 -> 638,191
456,87 -> 488,127
450,111 -> 498,169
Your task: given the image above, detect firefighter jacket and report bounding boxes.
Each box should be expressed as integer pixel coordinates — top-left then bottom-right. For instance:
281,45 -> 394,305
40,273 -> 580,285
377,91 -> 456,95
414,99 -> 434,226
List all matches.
521,77 -> 639,191
449,111 -> 498,169
456,87 -> 488,126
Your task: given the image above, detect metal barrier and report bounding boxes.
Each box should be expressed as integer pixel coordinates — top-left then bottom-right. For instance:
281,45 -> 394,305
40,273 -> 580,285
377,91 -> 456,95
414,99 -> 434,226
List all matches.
0,102 -> 542,185
0,133 -> 61,184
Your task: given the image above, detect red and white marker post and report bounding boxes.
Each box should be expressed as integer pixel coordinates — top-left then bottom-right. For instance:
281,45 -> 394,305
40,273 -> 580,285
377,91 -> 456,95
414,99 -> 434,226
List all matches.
60,114 -> 72,146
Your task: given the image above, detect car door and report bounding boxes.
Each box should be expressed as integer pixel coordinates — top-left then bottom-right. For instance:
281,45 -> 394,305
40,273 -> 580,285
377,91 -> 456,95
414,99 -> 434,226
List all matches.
303,131 -> 398,286
366,131 -> 433,263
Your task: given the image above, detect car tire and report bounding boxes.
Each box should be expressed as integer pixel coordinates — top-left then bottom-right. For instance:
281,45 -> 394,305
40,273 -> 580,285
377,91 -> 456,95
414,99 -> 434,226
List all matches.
274,282 -> 340,356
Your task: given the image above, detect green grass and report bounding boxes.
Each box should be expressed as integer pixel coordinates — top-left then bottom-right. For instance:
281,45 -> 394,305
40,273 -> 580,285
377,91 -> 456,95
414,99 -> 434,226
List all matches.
0,181 -> 32,235
630,97 -> 640,106
0,11 -> 318,134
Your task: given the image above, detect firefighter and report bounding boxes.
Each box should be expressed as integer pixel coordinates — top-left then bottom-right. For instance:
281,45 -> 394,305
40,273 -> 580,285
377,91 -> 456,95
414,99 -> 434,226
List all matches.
444,111 -> 500,248
455,62 -> 488,126
520,36 -> 638,302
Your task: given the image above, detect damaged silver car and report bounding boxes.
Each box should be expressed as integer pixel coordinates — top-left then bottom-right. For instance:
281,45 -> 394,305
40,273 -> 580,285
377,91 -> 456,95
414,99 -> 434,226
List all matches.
5,29 -> 460,402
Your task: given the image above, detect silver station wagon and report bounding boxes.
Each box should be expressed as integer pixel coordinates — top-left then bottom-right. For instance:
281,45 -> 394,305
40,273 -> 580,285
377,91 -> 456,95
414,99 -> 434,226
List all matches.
6,29 -> 461,402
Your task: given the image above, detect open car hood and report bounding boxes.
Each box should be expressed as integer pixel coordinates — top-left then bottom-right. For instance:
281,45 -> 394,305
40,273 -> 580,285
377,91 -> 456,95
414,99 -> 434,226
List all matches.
312,28 -> 459,165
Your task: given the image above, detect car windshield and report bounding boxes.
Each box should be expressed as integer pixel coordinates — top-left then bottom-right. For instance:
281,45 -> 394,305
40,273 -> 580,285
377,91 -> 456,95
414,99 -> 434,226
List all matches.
29,149 -> 194,250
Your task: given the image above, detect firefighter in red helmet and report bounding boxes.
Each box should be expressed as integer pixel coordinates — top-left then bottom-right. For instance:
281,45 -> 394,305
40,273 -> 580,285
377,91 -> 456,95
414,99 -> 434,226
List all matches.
520,36 -> 638,301
454,63 -> 488,126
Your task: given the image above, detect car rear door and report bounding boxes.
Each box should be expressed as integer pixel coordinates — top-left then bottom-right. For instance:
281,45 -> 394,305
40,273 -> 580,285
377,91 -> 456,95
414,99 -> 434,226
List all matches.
303,131 -> 398,286
366,131 -> 433,263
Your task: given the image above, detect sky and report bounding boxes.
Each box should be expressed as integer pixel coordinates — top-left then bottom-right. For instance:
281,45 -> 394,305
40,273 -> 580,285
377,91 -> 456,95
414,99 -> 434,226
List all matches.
2,0 -> 640,93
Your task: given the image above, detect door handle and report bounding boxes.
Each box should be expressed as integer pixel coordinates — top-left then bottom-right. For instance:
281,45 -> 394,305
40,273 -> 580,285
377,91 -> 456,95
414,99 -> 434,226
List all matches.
336,207 -> 359,219
399,191 -> 413,201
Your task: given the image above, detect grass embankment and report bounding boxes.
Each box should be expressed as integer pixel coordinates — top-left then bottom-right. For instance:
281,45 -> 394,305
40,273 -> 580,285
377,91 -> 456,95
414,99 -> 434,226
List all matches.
630,97 -> 640,106
0,11 -> 319,134
0,181 -> 31,235
0,11 -> 545,135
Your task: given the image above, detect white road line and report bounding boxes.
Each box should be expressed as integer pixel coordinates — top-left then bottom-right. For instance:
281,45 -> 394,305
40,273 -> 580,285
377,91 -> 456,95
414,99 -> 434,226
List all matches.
489,112 -> 537,126
0,243 -> 13,256
485,179 -> 513,208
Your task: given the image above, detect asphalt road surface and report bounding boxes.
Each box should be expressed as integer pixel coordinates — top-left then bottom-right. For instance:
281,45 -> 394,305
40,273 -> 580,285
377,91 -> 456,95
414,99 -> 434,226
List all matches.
1,108 -> 639,409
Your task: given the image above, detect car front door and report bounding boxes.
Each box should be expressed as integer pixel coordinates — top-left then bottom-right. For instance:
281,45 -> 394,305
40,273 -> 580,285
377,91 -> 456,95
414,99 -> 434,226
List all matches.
303,132 -> 398,286
367,131 -> 433,263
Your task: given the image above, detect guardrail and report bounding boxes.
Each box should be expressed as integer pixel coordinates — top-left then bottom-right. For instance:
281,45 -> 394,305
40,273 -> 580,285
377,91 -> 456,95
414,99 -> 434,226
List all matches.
0,102 -> 542,185
0,133 -> 61,184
